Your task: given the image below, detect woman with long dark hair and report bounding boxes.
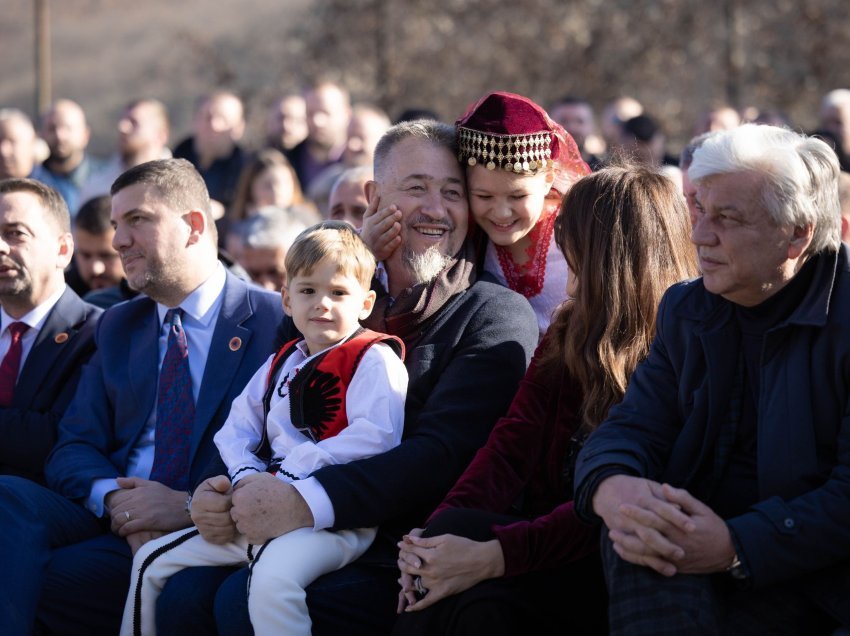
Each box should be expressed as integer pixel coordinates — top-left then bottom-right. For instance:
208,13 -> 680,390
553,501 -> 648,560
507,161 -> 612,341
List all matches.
393,165 -> 700,635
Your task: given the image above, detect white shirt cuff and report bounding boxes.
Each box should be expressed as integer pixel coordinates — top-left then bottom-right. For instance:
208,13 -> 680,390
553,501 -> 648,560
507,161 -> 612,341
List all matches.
291,476 -> 335,530
87,478 -> 120,517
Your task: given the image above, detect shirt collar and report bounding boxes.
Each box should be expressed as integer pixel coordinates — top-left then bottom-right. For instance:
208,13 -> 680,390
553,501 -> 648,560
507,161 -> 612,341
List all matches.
0,284 -> 66,334
156,262 -> 227,328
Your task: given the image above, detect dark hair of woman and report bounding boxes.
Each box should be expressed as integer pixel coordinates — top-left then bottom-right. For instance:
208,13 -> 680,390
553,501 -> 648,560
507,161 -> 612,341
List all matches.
541,164 -> 699,430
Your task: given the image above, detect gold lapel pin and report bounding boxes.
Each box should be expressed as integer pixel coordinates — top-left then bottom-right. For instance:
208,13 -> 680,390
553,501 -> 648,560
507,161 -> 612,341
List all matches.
229,337 -> 242,351
54,332 -> 69,344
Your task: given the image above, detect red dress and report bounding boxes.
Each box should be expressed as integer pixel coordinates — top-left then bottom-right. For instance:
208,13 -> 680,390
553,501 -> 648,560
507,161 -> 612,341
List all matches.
429,339 -> 599,577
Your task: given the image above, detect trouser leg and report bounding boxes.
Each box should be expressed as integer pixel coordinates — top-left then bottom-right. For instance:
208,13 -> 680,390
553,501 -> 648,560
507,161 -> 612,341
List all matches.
120,527 -> 249,636
247,527 -> 376,636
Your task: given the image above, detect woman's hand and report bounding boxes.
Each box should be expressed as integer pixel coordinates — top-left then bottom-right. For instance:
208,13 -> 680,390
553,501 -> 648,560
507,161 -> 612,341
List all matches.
396,532 -> 506,611
396,528 -> 424,613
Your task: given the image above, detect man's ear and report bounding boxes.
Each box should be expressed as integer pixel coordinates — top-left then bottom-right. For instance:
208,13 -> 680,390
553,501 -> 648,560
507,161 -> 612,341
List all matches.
364,180 -> 379,204
787,223 -> 814,260
57,232 -> 74,269
185,209 -> 207,245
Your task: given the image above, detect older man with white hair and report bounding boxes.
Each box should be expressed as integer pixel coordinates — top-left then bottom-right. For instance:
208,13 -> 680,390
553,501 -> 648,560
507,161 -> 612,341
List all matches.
575,124 -> 850,634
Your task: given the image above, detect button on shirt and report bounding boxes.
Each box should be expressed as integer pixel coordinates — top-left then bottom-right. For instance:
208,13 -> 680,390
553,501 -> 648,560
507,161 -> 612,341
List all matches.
86,263 -> 227,516
0,285 -> 67,376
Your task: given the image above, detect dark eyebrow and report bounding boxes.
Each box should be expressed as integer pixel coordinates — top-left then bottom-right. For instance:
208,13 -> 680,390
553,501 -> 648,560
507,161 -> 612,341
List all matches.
402,174 -> 464,186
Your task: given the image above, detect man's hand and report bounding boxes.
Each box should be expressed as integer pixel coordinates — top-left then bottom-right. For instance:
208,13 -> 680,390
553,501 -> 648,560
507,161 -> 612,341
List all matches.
191,475 -> 238,544
627,484 -> 735,575
593,474 -> 695,576
125,530 -> 167,556
230,472 -> 313,544
360,194 -> 402,261
396,533 -> 505,612
106,477 -> 191,536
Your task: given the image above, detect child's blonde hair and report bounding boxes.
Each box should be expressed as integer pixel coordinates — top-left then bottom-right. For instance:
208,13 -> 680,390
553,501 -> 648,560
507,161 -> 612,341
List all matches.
284,221 -> 376,289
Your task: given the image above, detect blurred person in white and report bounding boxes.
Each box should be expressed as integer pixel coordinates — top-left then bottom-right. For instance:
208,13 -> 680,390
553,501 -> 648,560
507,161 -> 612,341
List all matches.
78,99 -> 171,209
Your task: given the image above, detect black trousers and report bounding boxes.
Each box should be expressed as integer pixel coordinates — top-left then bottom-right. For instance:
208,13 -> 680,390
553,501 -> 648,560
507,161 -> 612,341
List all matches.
391,508 -> 608,636
601,526 -> 844,636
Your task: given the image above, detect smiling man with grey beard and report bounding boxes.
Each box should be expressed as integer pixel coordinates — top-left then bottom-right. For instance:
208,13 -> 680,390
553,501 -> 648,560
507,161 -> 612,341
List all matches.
158,120 -> 539,636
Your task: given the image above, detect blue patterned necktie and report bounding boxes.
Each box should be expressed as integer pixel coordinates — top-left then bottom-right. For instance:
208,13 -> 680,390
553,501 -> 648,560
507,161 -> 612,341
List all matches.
149,308 -> 195,490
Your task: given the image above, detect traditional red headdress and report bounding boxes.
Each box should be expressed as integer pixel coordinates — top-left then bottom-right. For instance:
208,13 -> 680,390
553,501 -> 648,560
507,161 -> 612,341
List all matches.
456,91 -> 589,186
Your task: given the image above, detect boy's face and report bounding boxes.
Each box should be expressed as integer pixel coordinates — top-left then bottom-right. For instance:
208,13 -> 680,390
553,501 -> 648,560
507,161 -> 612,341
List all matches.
282,258 -> 376,356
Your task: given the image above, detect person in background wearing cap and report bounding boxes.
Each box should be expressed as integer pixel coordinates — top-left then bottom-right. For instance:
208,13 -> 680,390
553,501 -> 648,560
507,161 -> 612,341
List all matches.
365,92 -> 590,339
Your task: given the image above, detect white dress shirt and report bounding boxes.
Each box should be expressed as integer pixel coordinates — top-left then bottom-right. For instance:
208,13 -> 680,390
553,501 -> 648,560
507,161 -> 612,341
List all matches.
86,263 -> 227,516
0,284 -> 67,378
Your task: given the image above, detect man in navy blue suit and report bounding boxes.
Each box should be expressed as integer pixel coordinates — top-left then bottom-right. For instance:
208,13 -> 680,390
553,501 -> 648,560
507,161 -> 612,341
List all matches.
0,158 -> 284,635
0,178 -> 101,484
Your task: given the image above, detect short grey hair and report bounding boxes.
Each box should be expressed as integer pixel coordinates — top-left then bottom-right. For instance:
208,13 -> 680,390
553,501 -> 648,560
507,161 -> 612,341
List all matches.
373,119 -> 457,180
689,124 -> 841,254
237,206 -> 309,250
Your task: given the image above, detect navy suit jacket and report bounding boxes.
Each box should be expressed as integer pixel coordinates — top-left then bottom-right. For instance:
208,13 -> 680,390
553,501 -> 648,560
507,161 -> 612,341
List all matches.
576,246 -> 850,607
45,271 -> 282,502
0,287 -> 102,483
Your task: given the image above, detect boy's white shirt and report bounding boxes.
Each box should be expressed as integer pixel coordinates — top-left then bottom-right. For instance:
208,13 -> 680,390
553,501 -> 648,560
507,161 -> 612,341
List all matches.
213,335 -> 407,527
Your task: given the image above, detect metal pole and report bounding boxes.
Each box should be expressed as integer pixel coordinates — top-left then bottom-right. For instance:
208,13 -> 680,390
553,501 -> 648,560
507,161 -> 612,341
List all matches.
35,0 -> 52,115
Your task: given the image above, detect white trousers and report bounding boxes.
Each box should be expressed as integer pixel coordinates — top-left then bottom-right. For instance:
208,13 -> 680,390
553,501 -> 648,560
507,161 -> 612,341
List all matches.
120,525 -> 376,636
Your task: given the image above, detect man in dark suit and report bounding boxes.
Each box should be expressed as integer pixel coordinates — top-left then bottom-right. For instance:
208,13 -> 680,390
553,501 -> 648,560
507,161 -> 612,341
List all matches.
574,125 -> 850,634
0,159 -> 283,635
0,178 -> 101,483
158,121 -> 539,635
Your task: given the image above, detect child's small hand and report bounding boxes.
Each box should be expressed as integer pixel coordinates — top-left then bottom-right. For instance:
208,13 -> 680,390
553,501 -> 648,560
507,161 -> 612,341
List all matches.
361,194 -> 402,261
232,472 -> 264,490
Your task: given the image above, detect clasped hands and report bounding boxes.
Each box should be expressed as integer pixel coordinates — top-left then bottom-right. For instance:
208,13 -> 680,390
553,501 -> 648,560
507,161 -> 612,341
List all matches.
190,472 -> 313,546
395,528 -> 505,613
106,477 -> 191,554
592,474 -> 736,576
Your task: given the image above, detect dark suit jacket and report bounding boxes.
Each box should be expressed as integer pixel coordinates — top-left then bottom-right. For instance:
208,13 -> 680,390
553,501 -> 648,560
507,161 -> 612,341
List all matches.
45,271 -> 283,502
313,273 -> 539,559
576,246 -> 850,599
0,287 -> 102,483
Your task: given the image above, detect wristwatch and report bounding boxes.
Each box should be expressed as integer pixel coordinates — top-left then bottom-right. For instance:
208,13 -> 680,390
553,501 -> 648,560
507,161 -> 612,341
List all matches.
726,553 -> 748,580
184,492 -> 193,518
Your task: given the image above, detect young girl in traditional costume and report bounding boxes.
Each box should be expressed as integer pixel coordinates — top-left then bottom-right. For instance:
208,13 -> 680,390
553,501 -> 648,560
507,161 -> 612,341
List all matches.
363,91 -> 589,338
455,91 -> 590,336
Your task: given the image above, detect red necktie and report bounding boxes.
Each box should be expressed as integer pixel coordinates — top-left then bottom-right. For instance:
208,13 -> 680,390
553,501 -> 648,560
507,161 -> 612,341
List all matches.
0,322 -> 30,407
149,309 -> 195,490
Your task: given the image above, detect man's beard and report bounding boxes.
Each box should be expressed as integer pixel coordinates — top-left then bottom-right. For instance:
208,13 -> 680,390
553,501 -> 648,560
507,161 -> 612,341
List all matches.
0,257 -> 31,298
401,245 -> 452,285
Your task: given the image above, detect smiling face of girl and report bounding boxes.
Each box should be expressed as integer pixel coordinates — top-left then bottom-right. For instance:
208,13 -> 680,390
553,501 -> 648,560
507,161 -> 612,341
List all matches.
467,165 -> 554,253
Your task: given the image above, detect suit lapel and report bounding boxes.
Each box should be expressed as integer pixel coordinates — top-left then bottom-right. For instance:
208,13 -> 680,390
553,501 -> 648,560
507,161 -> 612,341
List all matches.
190,274 -> 253,459
15,288 -> 87,407
128,300 -> 160,428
